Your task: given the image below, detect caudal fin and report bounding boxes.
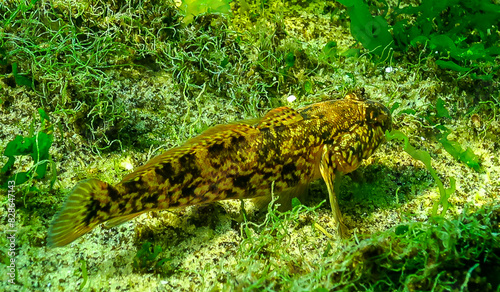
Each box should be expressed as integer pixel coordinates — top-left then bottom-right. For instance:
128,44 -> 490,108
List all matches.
47,179 -> 113,247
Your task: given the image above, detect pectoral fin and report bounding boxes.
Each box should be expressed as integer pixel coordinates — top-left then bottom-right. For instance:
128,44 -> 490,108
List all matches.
320,146 -> 349,238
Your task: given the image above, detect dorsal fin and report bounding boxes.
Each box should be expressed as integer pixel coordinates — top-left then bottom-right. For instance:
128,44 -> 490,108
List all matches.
183,123 -> 258,146
183,107 -> 302,146
256,106 -> 303,129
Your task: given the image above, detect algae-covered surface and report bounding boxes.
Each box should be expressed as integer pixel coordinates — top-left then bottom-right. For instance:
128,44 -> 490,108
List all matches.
1,0 -> 499,291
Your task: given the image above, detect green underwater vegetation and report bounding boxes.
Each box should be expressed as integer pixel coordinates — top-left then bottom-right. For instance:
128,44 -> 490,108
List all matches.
0,0 -> 499,291
180,0 -> 232,24
226,199 -> 500,291
338,0 -> 500,80
385,129 -> 457,217
1,109 -> 56,189
133,240 -> 170,273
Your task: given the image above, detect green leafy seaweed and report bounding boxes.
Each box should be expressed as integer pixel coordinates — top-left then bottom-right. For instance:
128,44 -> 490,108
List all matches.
336,0 -> 500,79
336,0 -> 394,60
133,241 -> 170,272
0,109 -> 55,188
430,99 -> 482,172
439,131 -> 481,172
12,62 -> 33,88
435,98 -> 452,119
385,130 -> 456,217
180,0 -> 232,24
78,259 -> 88,291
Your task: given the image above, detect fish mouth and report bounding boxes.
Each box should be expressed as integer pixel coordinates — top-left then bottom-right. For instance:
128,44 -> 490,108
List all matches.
365,100 -> 392,132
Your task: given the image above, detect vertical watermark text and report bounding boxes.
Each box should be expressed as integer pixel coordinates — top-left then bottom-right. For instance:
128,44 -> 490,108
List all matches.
6,180 -> 17,285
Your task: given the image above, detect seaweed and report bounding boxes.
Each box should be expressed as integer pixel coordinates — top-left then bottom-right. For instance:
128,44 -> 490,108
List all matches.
385,130 -> 455,217
0,0 -> 38,89
336,0 -> 394,60
228,188 -> 500,291
0,109 -> 56,189
329,205 -> 500,291
432,99 -> 482,172
11,62 -> 33,88
133,241 -> 170,273
435,97 -> 452,119
0,53 -> 34,89
438,131 -> 482,172
78,259 -> 88,291
322,41 -> 338,62
336,0 -> 500,80
179,0 -> 232,24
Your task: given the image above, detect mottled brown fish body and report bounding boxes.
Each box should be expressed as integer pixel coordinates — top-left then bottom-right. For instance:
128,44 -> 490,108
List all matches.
48,93 -> 391,247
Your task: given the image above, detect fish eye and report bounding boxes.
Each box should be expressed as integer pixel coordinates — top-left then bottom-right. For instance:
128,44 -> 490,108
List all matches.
366,108 -> 384,124
365,101 -> 392,130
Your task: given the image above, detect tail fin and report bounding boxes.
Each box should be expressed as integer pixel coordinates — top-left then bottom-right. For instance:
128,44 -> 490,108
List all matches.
47,179 -> 112,247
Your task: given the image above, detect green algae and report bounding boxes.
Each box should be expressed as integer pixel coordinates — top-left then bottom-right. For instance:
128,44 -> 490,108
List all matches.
0,109 -> 55,189
225,202 -> 500,291
439,131 -> 482,172
78,259 -> 88,291
180,0 -> 232,24
133,241 -> 170,273
385,129 -> 456,217
336,0 -> 500,81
